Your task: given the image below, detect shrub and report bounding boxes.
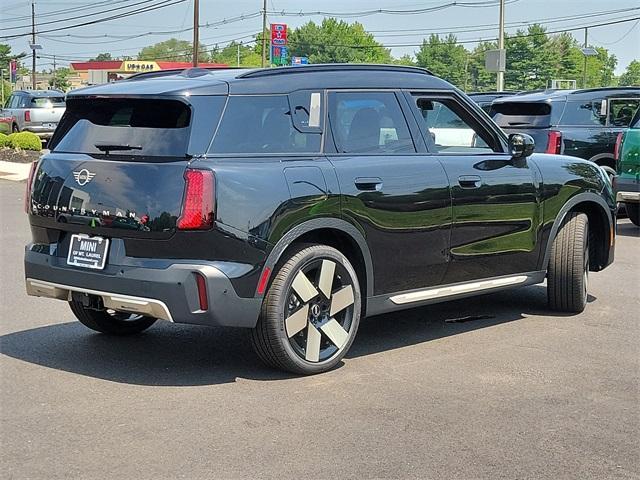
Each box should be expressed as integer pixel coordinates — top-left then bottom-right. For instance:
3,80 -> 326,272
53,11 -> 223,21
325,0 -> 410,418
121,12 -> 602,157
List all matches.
0,133 -> 9,148
7,131 -> 42,151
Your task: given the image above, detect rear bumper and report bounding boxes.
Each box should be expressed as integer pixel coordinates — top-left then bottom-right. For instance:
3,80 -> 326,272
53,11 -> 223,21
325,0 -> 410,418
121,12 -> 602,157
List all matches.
23,126 -> 55,138
24,244 -> 262,328
616,176 -> 640,203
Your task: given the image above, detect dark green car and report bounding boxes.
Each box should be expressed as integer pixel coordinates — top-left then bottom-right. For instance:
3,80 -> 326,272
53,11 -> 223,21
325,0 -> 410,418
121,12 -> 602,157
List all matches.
616,109 -> 640,226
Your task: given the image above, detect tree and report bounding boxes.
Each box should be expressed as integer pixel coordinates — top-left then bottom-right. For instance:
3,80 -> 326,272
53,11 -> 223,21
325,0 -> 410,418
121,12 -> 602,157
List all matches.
0,43 -> 26,69
49,67 -> 70,91
392,54 -> 416,66
504,24 -> 558,90
288,19 -> 391,64
415,34 -> 468,88
619,60 -> 640,86
467,40 -> 497,92
137,38 -> 211,62
89,53 -> 114,61
210,41 -> 261,67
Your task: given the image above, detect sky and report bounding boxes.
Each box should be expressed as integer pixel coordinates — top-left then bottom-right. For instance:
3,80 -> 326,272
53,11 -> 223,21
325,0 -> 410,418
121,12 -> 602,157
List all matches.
1,0 -> 639,74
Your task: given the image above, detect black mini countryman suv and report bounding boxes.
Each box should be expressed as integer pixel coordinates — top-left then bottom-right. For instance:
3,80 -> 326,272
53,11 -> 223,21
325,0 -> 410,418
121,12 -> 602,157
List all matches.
24,65 -> 616,374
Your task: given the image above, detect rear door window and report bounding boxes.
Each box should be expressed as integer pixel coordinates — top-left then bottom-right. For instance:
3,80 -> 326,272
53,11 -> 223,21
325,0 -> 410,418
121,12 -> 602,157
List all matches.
210,95 -> 321,154
328,91 -> 415,154
51,97 -> 194,158
559,99 -> 607,126
609,98 -> 640,127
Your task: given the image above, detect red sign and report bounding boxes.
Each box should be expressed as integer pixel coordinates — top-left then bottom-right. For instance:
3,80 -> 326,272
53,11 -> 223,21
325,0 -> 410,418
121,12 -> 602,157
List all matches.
271,23 -> 287,46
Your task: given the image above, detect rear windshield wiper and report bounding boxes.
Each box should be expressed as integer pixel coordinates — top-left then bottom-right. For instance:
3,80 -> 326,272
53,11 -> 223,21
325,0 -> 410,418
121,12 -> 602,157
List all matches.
94,143 -> 143,154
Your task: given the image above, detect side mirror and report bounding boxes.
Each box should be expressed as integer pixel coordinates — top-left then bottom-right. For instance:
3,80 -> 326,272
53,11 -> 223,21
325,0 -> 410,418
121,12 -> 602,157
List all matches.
508,133 -> 535,159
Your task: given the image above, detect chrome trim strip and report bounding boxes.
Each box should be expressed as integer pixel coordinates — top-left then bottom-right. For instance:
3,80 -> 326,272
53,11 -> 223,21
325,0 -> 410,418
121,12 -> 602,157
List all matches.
25,278 -> 174,322
390,275 -> 529,305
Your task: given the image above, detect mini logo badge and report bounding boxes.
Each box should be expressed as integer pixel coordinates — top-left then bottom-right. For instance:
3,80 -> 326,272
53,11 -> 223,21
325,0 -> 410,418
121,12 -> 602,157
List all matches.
73,169 -> 96,186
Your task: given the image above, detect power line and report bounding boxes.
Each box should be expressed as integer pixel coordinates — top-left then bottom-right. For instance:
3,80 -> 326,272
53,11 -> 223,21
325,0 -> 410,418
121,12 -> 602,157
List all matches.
0,0 -> 140,24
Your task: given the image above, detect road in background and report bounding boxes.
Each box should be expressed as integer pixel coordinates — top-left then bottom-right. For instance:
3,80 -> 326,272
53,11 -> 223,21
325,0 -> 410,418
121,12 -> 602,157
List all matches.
1,179 -> 638,479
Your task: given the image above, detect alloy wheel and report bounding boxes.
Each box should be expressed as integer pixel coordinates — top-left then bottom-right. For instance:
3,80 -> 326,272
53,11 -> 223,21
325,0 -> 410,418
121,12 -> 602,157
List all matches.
284,258 -> 355,363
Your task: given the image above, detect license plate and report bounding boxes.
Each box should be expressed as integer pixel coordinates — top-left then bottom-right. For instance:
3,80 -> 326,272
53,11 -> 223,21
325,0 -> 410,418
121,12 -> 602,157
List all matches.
43,122 -> 57,129
67,234 -> 109,270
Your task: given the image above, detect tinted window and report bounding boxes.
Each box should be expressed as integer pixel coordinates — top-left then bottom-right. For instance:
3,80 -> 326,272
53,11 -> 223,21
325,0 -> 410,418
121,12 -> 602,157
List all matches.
329,91 -> 415,154
30,96 -> 65,108
51,98 -> 193,158
491,101 -> 556,128
609,98 -> 640,127
210,95 -> 321,154
414,96 -> 497,153
559,99 -> 606,126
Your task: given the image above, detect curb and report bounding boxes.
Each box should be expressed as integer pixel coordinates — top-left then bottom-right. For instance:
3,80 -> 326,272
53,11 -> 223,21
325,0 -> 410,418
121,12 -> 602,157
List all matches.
0,160 -> 32,182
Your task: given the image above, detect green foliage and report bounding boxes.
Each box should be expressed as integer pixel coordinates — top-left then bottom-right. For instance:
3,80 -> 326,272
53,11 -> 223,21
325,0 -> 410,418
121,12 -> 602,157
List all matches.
49,67 -> 70,91
0,132 -> 10,147
89,53 -> 113,61
137,38 -> 211,62
289,19 -> 391,64
467,40 -> 497,92
416,34 -> 469,88
1,79 -> 12,106
210,41 -> 261,67
8,132 -> 42,151
619,60 -> 640,86
0,43 -> 26,68
392,54 -> 416,66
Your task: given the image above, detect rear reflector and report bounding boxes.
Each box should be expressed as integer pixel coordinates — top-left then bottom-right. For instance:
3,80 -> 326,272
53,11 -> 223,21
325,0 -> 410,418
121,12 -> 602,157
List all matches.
177,169 -> 215,230
24,110 -> 31,122
24,161 -> 38,214
545,130 -> 562,154
194,272 -> 209,311
614,132 -> 624,161
257,266 -> 272,295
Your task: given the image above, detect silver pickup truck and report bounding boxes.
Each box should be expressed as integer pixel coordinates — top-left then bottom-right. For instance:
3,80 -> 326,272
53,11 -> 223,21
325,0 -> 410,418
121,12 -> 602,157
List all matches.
2,90 -> 66,139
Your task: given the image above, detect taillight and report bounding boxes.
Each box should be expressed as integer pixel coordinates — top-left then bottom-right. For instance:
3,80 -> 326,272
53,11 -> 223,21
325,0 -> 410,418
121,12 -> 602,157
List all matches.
24,110 -> 31,122
546,130 -> 562,154
177,169 -> 215,230
614,132 -> 624,161
24,161 -> 38,213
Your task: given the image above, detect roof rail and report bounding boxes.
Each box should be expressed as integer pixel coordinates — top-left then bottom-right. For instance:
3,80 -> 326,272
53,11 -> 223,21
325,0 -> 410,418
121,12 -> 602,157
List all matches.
237,64 -> 433,78
570,86 -> 640,94
125,66 -> 242,81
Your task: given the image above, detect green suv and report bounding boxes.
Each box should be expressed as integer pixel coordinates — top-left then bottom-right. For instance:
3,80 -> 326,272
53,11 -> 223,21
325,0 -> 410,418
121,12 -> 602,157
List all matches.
616,109 -> 640,226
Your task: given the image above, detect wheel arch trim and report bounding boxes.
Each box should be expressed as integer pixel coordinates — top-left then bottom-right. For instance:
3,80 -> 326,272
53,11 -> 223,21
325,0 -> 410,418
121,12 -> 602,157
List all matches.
260,218 -> 374,298
540,192 -> 614,271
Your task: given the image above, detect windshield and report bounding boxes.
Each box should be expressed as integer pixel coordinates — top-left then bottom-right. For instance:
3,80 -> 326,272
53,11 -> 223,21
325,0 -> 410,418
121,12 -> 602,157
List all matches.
51,97 -> 191,158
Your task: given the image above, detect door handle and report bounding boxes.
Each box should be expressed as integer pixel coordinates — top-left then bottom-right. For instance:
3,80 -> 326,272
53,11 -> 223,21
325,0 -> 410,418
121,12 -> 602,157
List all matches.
354,177 -> 383,191
458,175 -> 482,189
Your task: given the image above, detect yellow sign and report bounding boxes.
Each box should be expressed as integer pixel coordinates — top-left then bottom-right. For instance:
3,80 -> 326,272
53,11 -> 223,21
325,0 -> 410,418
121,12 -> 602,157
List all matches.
120,61 -> 160,72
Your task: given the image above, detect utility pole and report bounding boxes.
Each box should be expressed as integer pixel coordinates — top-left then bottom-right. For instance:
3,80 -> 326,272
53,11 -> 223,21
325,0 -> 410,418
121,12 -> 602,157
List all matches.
192,0 -> 199,67
496,0 -> 505,92
52,55 -> 56,90
31,1 -> 36,89
261,0 -> 267,67
237,43 -> 241,67
582,27 -> 588,88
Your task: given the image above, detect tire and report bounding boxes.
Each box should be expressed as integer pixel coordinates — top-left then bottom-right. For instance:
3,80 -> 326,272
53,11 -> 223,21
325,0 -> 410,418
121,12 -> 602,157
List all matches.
626,202 -> 640,227
251,244 -> 362,375
547,211 -> 590,313
69,300 -> 157,335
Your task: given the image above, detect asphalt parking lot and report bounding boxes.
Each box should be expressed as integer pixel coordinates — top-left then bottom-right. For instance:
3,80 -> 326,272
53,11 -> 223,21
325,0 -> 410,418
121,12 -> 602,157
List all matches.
1,178 -> 638,479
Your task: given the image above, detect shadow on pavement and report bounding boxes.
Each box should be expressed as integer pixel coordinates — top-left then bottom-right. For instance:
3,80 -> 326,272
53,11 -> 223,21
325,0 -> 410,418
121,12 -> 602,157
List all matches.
616,220 -> 639,238
1,285 -> 583,386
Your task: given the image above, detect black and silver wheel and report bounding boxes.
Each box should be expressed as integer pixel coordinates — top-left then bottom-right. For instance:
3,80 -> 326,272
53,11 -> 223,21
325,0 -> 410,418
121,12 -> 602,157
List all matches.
69,300 -> 157,335
251,244 -> 362,375
547,211 -> 590,313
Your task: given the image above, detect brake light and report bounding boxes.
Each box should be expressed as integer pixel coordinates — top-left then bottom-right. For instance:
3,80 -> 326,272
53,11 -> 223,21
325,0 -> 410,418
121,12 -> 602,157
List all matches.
24,161 -> 38,213
614,132 -> 624,161
177,169 -> 215,230
24,110 -> 31,122
546,130 -> 562,154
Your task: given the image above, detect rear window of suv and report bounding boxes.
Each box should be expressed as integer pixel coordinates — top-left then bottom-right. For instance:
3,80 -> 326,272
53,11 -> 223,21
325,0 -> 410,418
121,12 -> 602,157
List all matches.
30,96 -> 65,108
490,101 -> 561,128
51,97 -> 193,158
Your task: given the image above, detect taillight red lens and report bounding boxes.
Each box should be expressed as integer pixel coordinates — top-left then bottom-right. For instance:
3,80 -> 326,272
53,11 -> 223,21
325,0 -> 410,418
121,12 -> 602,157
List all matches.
24,110 -> 31,122
614,132 -> 624,161
24,161 -> 38,213
546,130 -> 562,154
177,169 -> 215,230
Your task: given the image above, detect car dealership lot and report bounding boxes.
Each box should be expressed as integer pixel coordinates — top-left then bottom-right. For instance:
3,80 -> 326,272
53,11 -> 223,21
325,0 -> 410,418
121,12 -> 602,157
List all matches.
1,179 -> 638,479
